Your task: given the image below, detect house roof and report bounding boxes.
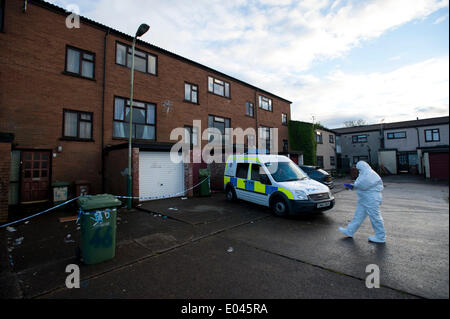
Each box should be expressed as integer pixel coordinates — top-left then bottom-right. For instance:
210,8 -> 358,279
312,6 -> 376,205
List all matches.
332,116 -> 449,135
31,0 -> 292,104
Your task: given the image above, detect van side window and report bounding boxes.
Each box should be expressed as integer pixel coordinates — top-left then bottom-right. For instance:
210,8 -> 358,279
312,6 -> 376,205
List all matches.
236,163 -> 249,179
251,164 -> 262,181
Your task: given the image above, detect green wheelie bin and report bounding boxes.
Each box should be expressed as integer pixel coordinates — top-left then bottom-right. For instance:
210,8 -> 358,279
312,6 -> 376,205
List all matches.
198,168 -> 211,196
77,194 -> 122,265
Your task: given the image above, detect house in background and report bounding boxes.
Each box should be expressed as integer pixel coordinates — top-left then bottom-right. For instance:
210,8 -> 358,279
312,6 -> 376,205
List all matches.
315,127 -> 337,171
333,124 -> 382,168
333,116 -> 449,179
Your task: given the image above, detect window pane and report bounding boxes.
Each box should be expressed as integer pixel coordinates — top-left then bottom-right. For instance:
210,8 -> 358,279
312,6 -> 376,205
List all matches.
79,121 -> 92,139
83,53 -> 94,61
134,55 -> 147,72
67,48 -> 80,73
214,83 -> 224,96
192,90 -> 198,103
116,43 -> 127,65
433,132 -> 439,141
81,60 -> 94,78
135,49 -> 146,58
184,127 -> 191,144
136,124 -> 155,139
426,130 -> 432,141
114,98 -> 125,120
64,111 -> 78,137
192,127 -> 198,146
147,104 -> 155,124
113,121 -> 128,138
148,55 -> 156,74
133,108 -> 146,124
224,82 -> 229,97
208,77 -> 213,92
80,113 -> 91,120
185,83 -> 191,100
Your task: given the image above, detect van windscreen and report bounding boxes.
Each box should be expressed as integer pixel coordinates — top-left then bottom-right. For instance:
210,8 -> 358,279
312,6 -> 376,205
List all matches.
265,161 -> 308,183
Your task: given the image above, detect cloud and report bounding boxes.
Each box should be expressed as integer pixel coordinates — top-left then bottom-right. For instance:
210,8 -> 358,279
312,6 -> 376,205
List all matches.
433,13 -> 449,23
289,57 -> 449,128
48,0 -> 449,128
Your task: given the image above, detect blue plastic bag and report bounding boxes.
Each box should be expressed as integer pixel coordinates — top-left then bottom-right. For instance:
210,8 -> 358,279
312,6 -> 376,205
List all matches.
344,183 -> 354,190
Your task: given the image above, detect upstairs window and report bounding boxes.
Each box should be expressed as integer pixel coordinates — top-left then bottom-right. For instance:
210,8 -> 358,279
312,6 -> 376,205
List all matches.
116,42 -> 157,75
316,132 -> 323,144
63,109 -> 93,140
387,131 -> 406,139
208,76 -> 230,98
425,129 -> 440,142
208,115 -> 231,144
246,102 -> 254,117
282,113 -> 288,125
65,46 -> 95,79
258,95 -> 273,111
184,82 -> 198,104
113,97 -> 156,140
184,126 -> 199,147
329,134 -> 334,143
352,134 -> 368,143
259,126 -> 272,152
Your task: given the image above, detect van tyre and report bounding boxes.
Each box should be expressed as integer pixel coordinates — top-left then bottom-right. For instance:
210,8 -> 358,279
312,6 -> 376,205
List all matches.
225,186 -> 237,202
271,196 -> 289,217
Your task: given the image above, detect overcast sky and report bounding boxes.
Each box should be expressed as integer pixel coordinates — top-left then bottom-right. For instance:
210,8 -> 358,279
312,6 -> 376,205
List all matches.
51,0 -> 449,128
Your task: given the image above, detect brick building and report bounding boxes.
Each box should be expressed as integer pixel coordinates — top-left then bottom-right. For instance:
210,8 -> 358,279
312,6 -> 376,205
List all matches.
0,0 -> 291,221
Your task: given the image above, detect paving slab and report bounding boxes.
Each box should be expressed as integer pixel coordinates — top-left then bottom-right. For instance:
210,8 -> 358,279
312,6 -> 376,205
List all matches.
41,235 -> 413,299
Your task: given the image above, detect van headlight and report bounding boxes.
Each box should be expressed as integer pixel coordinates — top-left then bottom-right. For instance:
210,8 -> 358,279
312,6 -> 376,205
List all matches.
295,190 -> 308,200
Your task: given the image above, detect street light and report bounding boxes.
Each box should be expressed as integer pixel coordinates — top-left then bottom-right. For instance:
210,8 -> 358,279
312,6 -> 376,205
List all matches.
127,23 -> 150,209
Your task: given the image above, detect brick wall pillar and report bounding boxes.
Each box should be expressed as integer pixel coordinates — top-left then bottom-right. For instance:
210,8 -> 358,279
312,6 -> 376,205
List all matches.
0,140 -> 12,223
132,147 -> 140,206
184,150 -> 194,197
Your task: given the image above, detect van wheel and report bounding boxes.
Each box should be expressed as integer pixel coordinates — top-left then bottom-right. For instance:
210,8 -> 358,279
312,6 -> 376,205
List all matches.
271,197 -> 289,217
225,186 -> 236,202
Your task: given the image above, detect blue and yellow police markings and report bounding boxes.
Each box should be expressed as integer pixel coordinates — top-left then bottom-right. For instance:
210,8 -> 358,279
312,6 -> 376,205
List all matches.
224,176 -> 293,199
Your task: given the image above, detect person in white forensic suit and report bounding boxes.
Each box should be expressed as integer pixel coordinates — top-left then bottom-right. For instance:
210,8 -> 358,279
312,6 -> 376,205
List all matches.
339,161 -> 386,243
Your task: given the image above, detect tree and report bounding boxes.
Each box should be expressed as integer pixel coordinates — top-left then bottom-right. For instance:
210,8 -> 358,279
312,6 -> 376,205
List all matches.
344,119 -> 367,127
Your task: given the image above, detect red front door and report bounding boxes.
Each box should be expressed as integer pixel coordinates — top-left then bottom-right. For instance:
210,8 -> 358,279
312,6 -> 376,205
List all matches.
20,151 -> 51,203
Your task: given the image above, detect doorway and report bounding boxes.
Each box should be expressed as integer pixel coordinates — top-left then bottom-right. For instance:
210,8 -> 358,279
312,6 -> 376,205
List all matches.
20,151 -> 51,203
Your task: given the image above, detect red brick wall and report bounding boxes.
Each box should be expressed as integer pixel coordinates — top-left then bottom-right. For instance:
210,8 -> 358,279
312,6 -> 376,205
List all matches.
104,147 -> 128,197
0,142 -> 11,222
102,32 -> 291,151
0,1 -> 104,194
0,1 -> 291,203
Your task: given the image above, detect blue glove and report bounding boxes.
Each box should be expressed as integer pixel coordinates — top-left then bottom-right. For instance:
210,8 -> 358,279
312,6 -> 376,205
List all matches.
344,183 -> 354,190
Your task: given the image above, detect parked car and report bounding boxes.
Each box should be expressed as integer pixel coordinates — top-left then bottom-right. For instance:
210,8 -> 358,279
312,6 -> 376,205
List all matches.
298,165 -> 334,189
224,154 -> 335,216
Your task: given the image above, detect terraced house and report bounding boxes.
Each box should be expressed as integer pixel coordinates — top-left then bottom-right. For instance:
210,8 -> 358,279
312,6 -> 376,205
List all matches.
0,0 -> 292,222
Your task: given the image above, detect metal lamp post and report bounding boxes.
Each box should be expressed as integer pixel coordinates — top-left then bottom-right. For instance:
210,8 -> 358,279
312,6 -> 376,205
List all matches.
127,23 -> 150,209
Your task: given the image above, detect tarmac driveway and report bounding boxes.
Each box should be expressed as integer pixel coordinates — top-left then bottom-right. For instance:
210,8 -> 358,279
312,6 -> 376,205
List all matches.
1,176 -> 448,299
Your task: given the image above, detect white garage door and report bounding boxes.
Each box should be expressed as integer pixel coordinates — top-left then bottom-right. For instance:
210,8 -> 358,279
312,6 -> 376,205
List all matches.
139,151 -> 185,201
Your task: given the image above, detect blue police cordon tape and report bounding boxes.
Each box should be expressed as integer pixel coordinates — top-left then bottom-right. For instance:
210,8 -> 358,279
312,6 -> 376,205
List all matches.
115,176 -> 209,200
0,176 -> 210,229
0,196 -> 81,229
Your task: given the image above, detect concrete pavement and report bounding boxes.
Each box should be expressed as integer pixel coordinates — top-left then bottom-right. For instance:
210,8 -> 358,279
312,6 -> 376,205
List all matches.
0,176 -> 448,299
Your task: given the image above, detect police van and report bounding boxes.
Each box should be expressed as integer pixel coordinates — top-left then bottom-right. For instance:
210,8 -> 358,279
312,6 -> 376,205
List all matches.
224,154 -> 335,216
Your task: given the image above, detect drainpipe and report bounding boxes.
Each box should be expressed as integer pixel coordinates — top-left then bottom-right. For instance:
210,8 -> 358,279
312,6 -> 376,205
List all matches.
101,28 -> 110,192
416,127 -> 422,174
254,89 -> 258,152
